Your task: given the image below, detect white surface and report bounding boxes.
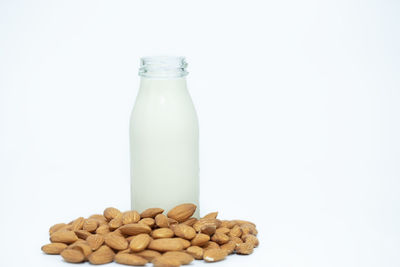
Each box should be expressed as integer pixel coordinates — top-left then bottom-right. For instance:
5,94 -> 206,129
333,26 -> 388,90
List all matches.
0,1 -> 399,267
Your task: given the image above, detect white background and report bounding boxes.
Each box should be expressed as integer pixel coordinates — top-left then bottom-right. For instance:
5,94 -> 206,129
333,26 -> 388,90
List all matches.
1,0 -> 399,266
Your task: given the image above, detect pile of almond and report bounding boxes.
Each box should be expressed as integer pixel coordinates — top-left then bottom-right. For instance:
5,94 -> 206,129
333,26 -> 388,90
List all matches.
42,203 -> 259,266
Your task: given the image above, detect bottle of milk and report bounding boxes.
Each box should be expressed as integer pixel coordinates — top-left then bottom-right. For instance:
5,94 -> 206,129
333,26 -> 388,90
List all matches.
130,56 -> 199,217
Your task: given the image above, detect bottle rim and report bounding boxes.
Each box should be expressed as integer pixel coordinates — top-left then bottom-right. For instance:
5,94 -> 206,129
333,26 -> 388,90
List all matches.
139,56 -> 188,78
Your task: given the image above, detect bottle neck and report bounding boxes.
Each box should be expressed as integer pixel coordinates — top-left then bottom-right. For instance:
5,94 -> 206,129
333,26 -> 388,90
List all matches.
139,56 -> 188,78
139,76 -> 187,91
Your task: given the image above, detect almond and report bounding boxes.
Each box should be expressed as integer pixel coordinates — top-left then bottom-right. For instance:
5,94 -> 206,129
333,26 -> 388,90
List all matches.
190,233 -> 210,247
116,248 -> 131,255
71,242 -> 92,257
134,249 -> 161,261
216,227 -> 230,235
193,219 -> 220,235
167,203 -> 196,223
173,224 -> 196,240
95,224 -> 110,235
220,240 -> 236,254
241,223 -> 258,235
115,253 -> 148,266
119,223 -> 152,235
203,212 -> 218,219
139,217 -> 155,227
140,208 -> 164,218
155,214 -> 169,228
152,228 -> 174,239
74,230 -> 91,240
168,218 -> 179,225
88,245 -> 115,264
152,255 -> 181,267
89,214 -> 107,223
242,234 -> 259,247
49,223 -> 68,235
129,233 -> 151,252
50,230 -> 78,244
109,217 -> 123,230
104,233 -> 128,250
83,219 -> 98,232
229,225 -> 242,238
236,242 -> 254,255
202,241 -> 220,250
163,251 -> 194,265
60,248 -> 85,263
103,207 -> 122,221
203,248 -> 227,262
230,236 -> 244,246
148,238 -> 184,252
122,210 -> 140,224
211,232 -> 230,245
181,217 -> 197,226
175,238 -> 191,249
186,245 -> 204,260
220,220 -> 236,229
233,220 -> 256,227
41,243 -> 67,255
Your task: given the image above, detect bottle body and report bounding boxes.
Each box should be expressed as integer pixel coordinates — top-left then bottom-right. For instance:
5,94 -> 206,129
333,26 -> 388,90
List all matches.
130,76 -> 199,216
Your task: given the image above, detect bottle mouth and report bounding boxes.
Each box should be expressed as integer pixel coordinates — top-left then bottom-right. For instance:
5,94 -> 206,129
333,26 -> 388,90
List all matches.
139,56 -> 188,78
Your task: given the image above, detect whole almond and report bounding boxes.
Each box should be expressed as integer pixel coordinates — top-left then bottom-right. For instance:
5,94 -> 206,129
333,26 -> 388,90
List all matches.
151,228 -> 174,239
140,208 -> 164,218
236,242 -> 254,255
155,214 -> 169,228
229,225 -> 242,238
103,207 -> 122,221
109,217 -> 123,230
89,214 -> 107,223
241,223 -> 258,235
186,245 -> 204,260
60,248 -> 85,263
87,234 -> 104,251
152,256 -> 181,267
232,220 -> 256,227
41,243 -> 67,255
95,224 -> 110,235
242,234 -> 259,247
216,227 -> 230,235
83,219 -> 98,232
50,230 -> 78,244
134,249 -> 161,261
230,236 -> 244,246
220,220 -> 236,229
74,230 -> 91,240
88,245 -> 115,264
163,251 -> 194,265
181,217 -> 197,226
167,203 -> 196,223
191,233 -> 210,247
203,248 -> 227,262
115,253 -> 147,266
202,241 -> 220,250
175,238 -> 191,249
220,240 -> 236,254
193,219 -> 219,235
122,210 -> 140,224
139,218 -> 155,227
119,223 -> 151,235
203,212 -> 218,219
129,233 -> 151,252
71,242 -> 92,257
173,224 -> 196,240
104,233 -> 128,250
148,238 -> 184,252
211,232 -> 230,245
116,248 -> 131,255
49,223 -> 68,235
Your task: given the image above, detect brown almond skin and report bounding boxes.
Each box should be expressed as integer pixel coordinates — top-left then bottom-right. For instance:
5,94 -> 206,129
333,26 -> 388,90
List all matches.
115,253 -> 148,266
230,236 -> 244,246
148,238 -> 184,252
49,223 -> 68,235
122,210 -> 141,224
109,217 -> 123,230
41,243 -> 67,255
167,203 -> 197,223
236,242 -> 254,255
129,233 -> 151,252
95,224 -> 110,235
216,227 -> 230,235
220,240 -> 236,254
155,214 -> 169,228
220,220 -> 236,229
71,217 -> 85,231
50,230 -> 78,244
203,248 -> 227,262
152,256 -> 181,267
181,218 -> 197,226
203,212 -> 218,219
86,234 -> 104,251
242,234 -> 259,247
139,218 -> 155,227
191,233 -> 210,247
60,249 -> 85,263
83,219 -> 98,232
175,238 -> 191,249
241,223 -> 258,235
152,228 -> 174,239
211,232 -> 230,245
229,225 -> 242,238
140,208 -> 164,218
173,224 -> 196,240
88,245 -> 115,264
134,250 -> 161,261
103,207 -> 122,221
74,229 -> 91,240
71,242 -> 92,257
163,251 -> 194,265
89,214 -> 107,223
202,241 -> 220,250
186,246 -> 204,260
119,223 -> 152,235
104,233 -> 128,250
233,220 -> 256,227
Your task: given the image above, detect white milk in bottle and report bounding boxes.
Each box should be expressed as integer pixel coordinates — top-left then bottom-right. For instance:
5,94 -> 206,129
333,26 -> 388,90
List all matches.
130,56 -> 199,217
